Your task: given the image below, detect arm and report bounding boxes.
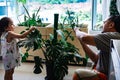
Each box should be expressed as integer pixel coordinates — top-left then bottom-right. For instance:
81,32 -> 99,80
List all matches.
8,27 -> 36,39
80,40 -> 98,63
74,27 -> 98,63
74,27 -> 96,46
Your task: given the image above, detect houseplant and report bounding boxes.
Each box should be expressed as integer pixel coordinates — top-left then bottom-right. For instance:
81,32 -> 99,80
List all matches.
16,0 -> 86,80
16,0 -> 49,27
17,14 -> 83,80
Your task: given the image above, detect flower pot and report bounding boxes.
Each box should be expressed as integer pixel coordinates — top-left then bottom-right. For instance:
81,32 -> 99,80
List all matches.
45,60 -> 55,80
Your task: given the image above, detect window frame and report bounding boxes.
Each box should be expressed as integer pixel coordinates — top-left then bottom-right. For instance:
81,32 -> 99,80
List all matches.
91,0 -> 97,31
3,0 -> 110,33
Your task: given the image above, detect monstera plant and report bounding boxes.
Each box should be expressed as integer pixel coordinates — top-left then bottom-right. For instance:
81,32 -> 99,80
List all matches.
17,14 -> 84,80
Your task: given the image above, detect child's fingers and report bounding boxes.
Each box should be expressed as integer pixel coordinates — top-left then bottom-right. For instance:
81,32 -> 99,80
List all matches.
30,26 -> 36,30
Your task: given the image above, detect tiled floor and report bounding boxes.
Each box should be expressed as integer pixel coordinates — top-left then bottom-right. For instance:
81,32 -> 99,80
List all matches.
0,61 -> 45,80
0,61 -> 92,80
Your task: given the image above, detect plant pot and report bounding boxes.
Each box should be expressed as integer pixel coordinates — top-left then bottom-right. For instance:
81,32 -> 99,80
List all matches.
45,60 -> 55,80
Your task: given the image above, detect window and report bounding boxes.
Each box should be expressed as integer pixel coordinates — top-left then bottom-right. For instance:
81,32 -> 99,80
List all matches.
92,0 -> 110,31
23,0 -> 92,26
91,0 -> 102,31
0,0 -> 8,17
0,0 -> 110,31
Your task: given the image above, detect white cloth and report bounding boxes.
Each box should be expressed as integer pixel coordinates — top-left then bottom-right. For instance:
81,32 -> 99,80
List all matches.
1,32 -> 21,70
75,68 -> 98,78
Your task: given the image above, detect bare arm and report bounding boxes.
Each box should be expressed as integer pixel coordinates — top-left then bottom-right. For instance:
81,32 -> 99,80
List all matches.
8,27 -> 36,39
74,27 -> 98,62
80,40 -> 98,63
74,27 -> 96,46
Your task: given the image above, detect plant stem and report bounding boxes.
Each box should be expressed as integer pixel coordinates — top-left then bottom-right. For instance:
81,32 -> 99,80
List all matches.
54,14 -> 59,42
41,47 -> 48,61
23,4 -> 31,18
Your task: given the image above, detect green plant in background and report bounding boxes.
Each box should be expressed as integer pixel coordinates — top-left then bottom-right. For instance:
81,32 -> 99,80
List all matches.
17,0 -> 26,3
60,10 -> 89,29
17,0 -> 89,28
16,0 -> 48,27
17,14 -> 83,80
78,11 -> 91,21
60,10 -> 79,29
29,0 -> 87,4
17,5 -> 43,27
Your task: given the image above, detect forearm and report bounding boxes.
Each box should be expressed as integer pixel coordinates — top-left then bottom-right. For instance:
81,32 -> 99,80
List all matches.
18,27 -> 36,38
80,39 -> 98,63
8,27 -> 36,39
74,27 -> 98,62
74,27 -> 96,46
21,28 -> 33,38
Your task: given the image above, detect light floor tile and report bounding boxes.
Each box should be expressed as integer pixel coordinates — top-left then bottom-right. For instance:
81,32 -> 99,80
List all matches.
0,61 -> 91,80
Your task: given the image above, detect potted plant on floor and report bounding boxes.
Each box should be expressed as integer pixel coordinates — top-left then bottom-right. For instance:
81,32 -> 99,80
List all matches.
16,1 -> 86,80
17,14 -> 83,80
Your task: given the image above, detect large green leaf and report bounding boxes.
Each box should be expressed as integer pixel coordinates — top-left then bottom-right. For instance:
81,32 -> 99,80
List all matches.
18,29 -> 42,51
21,52 -> 29,62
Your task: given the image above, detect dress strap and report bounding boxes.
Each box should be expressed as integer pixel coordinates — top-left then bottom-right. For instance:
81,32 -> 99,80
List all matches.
1,32 -> 8,39
0,32 -> 8,56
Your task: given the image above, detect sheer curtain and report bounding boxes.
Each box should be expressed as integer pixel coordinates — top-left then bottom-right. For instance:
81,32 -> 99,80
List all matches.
102,0 -> 111,20
116,0 -> 120,13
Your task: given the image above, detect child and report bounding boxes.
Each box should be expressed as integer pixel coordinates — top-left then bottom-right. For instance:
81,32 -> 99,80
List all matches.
0,17 -> 35,80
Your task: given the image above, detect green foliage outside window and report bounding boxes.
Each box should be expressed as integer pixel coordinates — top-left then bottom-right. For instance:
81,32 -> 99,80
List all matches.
30,0 -> 87,4
17,0 -> 26,4
60,10 -> 90,28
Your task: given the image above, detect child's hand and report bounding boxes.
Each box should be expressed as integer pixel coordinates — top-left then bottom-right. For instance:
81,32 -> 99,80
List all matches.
30,26 -> 36,31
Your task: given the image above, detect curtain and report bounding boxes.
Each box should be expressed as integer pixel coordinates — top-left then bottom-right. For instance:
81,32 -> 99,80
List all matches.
102,0 -> 111,20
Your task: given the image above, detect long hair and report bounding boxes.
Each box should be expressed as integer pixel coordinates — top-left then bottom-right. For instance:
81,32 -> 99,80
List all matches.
108,15 -> 120,33
0,17 -> 12,36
